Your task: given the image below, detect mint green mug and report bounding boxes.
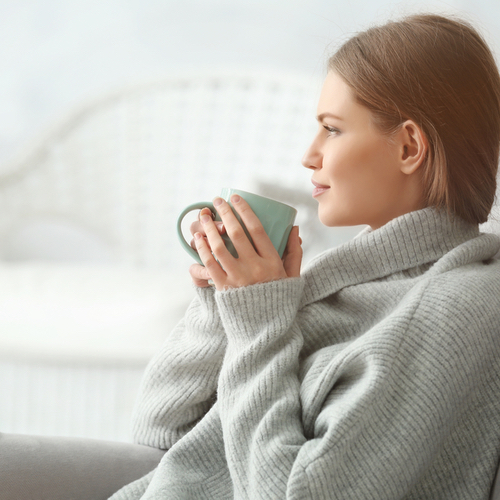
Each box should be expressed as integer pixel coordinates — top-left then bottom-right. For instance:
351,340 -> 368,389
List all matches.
177,188 -> 297,265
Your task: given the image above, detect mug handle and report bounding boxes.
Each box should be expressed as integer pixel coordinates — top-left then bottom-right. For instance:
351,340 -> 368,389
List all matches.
176,202 -> 215,265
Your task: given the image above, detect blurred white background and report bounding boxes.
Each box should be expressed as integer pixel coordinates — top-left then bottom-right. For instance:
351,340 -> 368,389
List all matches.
1,0 -> 499,442
1,0 -> 498,167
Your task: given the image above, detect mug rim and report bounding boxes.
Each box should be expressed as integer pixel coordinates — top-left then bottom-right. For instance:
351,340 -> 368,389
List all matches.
221,187 -> 297,212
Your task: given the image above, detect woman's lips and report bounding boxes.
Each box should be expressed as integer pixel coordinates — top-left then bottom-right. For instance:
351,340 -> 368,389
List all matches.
312,180 -> 330,198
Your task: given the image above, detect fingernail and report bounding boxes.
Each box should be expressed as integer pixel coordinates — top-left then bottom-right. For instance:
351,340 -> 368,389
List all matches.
194,232 -> 202,240
213,197 -> 223,207
232,194 -> 241,203
199,208 -> 215,221
200,214 -> 211,224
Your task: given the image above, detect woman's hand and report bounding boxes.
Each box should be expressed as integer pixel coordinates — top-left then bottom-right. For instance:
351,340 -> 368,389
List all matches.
189,207 -> 225,288
192,195 -> 302,291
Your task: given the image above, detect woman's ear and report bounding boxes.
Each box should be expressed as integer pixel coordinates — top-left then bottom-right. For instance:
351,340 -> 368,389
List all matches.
398,120 -> 428,175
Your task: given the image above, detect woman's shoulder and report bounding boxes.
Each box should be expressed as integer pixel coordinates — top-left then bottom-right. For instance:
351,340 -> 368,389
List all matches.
426,254 -> 500,296
409,257 -> 500,343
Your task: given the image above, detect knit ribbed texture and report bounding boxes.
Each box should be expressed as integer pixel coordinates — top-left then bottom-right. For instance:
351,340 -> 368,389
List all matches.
300,208 -> 481,306
110,470 -> 156,500
110,208 -> 500,500
131,286 -> 225,450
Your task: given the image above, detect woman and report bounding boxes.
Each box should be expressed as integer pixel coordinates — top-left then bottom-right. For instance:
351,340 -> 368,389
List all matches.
109,13 -> 500,500
4,12 -> 498,500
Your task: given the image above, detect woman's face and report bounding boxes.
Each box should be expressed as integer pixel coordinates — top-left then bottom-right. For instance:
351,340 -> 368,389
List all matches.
302,71 -> 422,229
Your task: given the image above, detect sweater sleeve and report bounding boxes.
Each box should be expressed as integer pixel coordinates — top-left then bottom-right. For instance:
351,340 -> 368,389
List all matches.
132,286 -> 226,449
215,278 -> 307,498
214,275 -> 500,499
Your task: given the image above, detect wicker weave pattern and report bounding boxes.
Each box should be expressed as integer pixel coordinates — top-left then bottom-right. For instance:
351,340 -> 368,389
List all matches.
0,72 -> 320,268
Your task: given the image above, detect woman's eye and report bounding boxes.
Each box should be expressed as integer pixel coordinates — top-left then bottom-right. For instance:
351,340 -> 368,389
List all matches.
323,125 -> 340,136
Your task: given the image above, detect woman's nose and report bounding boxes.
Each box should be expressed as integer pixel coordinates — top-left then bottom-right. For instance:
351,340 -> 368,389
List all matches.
301,141 -> 321,171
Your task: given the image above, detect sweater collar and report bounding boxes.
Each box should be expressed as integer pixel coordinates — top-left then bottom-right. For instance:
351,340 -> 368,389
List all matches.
301,208 -> 482,306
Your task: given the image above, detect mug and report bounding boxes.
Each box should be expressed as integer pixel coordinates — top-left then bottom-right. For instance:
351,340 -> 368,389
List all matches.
177,188 -> 297,265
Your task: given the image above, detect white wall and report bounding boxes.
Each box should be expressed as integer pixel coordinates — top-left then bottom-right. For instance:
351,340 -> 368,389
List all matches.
1,0 -> 498,166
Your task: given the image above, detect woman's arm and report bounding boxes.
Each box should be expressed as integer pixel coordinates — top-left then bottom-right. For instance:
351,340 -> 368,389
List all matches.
215,278 -> 306,498
215,272 -> 500,499
132,286 -> 226,450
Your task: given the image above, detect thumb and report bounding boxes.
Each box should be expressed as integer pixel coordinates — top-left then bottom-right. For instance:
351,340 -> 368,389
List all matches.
283,226 -> 302,278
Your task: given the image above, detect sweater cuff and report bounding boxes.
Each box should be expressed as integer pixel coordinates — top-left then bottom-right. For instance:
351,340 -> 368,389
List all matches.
193,283 -> 216,302
215,277 -> 304,343
183,283 -> 224,335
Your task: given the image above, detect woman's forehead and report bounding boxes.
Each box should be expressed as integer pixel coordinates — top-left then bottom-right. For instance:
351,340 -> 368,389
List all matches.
317,72 -> 371,124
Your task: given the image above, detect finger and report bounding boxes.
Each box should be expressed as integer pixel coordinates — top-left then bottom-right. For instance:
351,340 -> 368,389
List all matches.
211,197 -> 256,257
229,195 -> 277,257
190,219 -> 225,238
199,212 -> 234,262
189,263 -> 212,288
198,207 -> 215,221
193,231 -> 227,283
282,226 -> 302,277
190,220 -> 204,237
190,234 -> 208,251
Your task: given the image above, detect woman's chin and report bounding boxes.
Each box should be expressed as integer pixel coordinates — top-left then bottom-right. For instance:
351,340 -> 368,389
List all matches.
318,209 -> 357,228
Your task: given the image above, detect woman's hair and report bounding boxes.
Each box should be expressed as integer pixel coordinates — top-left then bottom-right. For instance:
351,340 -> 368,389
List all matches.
329,14 -> 500,224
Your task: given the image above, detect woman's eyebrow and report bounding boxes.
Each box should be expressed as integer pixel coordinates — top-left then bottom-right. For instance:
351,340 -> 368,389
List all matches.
317,112 -> 344,122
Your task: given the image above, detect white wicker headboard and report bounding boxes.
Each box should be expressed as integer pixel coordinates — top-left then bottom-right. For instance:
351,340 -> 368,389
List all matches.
0,71 -> 328,268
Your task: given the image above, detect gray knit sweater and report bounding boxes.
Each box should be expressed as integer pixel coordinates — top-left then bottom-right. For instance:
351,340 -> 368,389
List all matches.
110,208 -> 500,499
